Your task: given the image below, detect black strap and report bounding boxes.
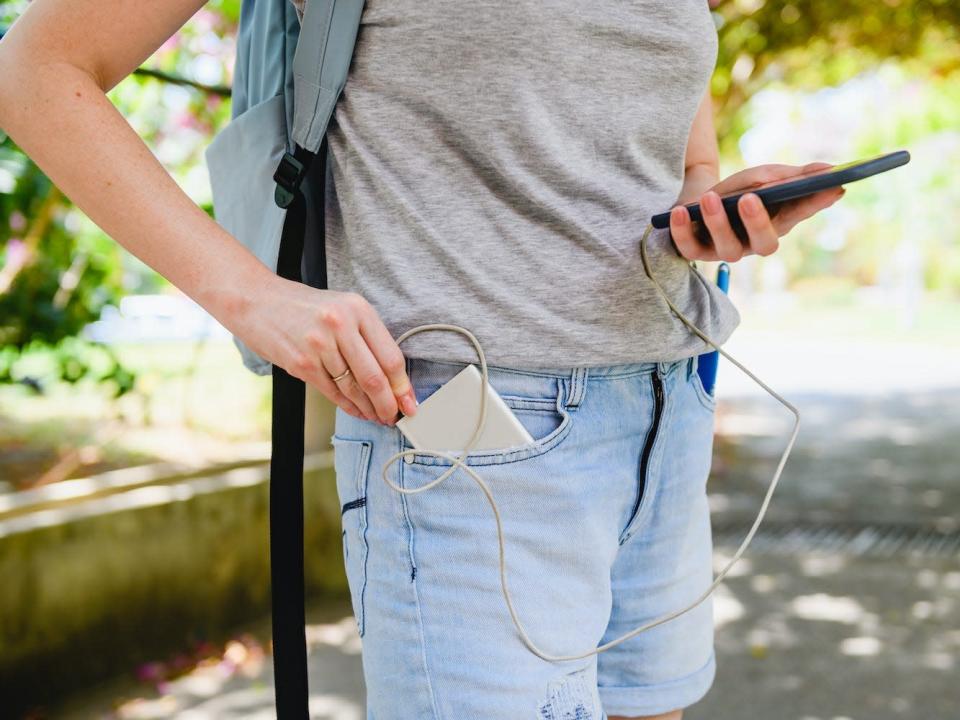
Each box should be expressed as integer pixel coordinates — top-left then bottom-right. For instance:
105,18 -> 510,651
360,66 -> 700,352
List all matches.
270,139 -> 326,718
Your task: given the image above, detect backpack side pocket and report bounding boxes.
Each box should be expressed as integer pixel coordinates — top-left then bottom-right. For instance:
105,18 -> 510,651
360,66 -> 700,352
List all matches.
204,93 -> 289,375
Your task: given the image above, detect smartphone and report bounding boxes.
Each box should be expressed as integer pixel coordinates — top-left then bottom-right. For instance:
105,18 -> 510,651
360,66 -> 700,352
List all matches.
395,364 -> 534,463
650,150 -> 911,232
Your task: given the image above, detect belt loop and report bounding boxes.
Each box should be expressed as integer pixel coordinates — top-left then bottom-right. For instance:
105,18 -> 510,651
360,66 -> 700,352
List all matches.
565,367 -> 587,410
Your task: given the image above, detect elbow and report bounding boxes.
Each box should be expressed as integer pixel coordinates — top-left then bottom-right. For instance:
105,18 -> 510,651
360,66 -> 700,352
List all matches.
0,36 -> 35,129
0,46 -> 15,126
0,43 -> 103,134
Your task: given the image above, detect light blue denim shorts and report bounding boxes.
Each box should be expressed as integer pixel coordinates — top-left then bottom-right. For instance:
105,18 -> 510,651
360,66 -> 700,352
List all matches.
331,353 -> 718,719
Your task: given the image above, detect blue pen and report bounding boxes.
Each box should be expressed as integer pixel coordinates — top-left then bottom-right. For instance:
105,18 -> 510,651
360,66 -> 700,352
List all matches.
696,262 -> 730,397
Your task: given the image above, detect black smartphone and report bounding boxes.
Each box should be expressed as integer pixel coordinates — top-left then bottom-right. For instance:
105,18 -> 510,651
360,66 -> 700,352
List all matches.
650,149 -> 911,232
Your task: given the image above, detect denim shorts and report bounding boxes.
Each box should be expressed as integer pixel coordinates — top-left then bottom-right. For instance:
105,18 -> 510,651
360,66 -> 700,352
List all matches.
331,353 -> 718,719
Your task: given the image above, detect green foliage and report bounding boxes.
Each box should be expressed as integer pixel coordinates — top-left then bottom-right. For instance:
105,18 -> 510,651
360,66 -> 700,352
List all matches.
0,337 -> 135,397
711,0 -> 960,152
0,134 -> 132,394
0,4 -> 239,392
0,143 -> 122,348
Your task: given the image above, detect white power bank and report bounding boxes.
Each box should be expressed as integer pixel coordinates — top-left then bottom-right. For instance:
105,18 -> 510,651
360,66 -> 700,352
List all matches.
395,364 -> 534,463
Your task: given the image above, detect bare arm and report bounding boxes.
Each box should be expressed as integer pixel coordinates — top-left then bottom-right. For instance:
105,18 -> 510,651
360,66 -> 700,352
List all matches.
0,0 -> 417,424
678,87 -> 721,205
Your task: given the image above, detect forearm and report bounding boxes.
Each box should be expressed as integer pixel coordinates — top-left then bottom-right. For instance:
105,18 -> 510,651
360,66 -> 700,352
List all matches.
679,162 -> 720,205
0,57 -> 274,329
678,86 -> 721,205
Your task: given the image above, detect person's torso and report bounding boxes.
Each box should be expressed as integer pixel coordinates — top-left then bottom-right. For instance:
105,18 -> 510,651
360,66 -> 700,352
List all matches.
324,1 -> 739,367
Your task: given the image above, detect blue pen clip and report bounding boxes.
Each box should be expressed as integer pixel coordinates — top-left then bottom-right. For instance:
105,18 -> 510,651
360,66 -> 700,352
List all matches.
696,263 -> 730,398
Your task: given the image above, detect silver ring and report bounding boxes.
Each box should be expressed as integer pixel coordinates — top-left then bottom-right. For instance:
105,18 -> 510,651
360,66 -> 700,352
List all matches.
330,367 -> 352,383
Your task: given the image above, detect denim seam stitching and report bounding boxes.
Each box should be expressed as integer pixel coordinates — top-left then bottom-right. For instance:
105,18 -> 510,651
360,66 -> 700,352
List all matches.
341,496 -> 366,514
500,395 -> 558,410
690,365 -> 717,412
333,437 -> 373,636
570,367 -> 588,408
357,441 -> 371,636
404,385 -> 573,466
598,647 -> 716,696
398,401 -> 443,720
402,357 -> 442,718
413,356 -> 658,380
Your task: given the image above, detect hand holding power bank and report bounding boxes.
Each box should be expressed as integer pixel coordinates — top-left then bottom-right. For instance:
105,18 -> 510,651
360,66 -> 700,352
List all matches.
395,364 -> 533,462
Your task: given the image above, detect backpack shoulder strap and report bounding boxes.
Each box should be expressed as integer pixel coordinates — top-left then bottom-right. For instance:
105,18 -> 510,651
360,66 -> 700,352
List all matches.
269,2 -> 364,718
274,0 -> 365,206
292,0 -> 365,151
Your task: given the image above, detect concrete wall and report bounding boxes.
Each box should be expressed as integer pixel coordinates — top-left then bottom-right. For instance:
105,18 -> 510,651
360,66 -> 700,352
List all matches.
0,453 -> 346,712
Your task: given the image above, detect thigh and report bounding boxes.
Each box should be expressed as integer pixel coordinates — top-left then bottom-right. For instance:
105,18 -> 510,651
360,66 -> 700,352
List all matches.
333,357 -> 640,720
597,357 -> 719,719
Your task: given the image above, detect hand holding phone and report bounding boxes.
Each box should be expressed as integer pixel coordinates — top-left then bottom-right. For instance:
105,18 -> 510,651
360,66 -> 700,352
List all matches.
654,150 -> 910,262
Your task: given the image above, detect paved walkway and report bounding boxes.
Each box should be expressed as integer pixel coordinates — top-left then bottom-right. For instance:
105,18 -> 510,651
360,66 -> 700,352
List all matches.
55,338 -> 960,719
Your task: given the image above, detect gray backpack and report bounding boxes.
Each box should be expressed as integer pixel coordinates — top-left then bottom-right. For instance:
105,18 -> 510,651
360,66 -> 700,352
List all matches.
204,0 -> 364,716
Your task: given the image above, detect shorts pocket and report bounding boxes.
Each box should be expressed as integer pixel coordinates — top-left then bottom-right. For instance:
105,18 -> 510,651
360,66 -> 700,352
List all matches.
689,356 -> 717,413
332,436 -> 373,636
402,391 -> 573,467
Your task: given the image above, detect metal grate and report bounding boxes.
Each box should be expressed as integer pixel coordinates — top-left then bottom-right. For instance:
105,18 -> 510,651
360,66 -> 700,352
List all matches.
711,521 -> 960,558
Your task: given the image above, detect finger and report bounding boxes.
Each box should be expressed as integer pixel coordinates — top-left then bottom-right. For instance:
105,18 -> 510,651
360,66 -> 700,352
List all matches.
332,371 -> 380,422
355,298 -> 418,417
800,161 -> 834,176
278,338 -> 373,421
774,187 -> 845,234
296,355 -> 374,422
738,192 -> 780,257
315,344 -> 380,422
321,383 -> 367,420
336,326 -> 401,425
669,205 -> 713,260
341,403 -> 366,419
711,163 -> 806,195
700,191 -> 744,262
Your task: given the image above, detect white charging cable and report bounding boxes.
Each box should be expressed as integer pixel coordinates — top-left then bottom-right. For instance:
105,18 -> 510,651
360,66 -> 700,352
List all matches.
379,222 -> 801,662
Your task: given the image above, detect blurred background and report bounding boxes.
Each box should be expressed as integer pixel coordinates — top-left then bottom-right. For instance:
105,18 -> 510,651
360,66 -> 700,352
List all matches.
1,0 -> 957,718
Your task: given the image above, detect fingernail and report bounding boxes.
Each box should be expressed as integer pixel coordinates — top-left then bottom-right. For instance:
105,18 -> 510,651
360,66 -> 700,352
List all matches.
671,206 -> 687,225
702,192 -> 721,214
400,392 -> 418,416
742,193 -> 761,217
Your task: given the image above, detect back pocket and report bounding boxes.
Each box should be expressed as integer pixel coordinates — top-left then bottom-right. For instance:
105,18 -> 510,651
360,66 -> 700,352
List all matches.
332,436 -> 373,636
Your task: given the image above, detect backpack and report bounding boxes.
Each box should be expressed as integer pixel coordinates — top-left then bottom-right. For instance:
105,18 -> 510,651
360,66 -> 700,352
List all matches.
204,0 -> 365,716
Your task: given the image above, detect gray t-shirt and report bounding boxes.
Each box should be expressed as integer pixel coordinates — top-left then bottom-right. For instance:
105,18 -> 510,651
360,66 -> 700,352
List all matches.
322,0 -> 740,369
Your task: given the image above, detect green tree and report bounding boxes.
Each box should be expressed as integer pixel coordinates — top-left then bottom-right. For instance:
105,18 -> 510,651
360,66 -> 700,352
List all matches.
0,1 -> 238,392
711,0 -> 960,151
